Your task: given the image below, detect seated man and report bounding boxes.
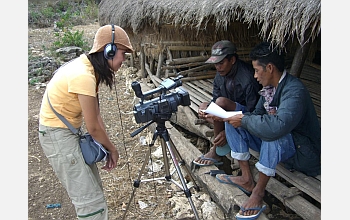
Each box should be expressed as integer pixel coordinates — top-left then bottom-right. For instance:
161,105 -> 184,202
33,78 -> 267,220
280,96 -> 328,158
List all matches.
215,42 -> 321,219
193,40 -> 260,166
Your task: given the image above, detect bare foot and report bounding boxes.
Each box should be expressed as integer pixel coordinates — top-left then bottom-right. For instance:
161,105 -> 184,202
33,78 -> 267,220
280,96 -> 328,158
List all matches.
193,146 -> 221,165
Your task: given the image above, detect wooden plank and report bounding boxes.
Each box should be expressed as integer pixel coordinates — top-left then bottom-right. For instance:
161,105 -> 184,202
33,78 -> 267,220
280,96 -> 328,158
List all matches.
192,80 -> 213,95
181,84 -> 208,104
293,171 -> 321,190
184,82 -> 213,100
251,166 -> 321,220
250,150 -> 320,203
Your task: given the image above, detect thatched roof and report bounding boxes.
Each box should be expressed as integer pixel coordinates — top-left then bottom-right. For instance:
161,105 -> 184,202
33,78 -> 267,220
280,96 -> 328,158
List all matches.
98,0 -> 321,49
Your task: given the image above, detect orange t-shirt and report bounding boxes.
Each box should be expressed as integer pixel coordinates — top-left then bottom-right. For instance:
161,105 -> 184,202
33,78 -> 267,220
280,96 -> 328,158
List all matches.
39,54 -> 97,129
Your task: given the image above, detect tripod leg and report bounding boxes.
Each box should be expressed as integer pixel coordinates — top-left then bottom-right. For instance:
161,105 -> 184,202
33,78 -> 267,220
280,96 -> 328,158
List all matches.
161,138 -> 171,180
169,138 -> 201,192
122,146 -> 152,220
163,140 -> 200,220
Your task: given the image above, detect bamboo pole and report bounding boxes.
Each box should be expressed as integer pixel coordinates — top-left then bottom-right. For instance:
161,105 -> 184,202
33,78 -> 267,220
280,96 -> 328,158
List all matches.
166,55 -> 209,65
187,70 -> 216,77
162,61 -> 206,70
177,64 -> 213,77
167,45 -> 211,51
180,74 -> 216,82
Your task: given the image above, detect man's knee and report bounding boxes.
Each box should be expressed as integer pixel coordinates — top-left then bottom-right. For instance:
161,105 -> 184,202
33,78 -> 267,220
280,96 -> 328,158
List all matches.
215,97 -> 236,110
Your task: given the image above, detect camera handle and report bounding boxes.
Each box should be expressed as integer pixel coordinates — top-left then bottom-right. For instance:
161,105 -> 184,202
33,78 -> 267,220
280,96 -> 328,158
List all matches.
122,119 -> 200,220
130,120 -> 154,137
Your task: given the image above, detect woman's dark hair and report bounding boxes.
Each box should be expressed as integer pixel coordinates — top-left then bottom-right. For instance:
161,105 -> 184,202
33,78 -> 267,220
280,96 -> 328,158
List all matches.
87,52 -> 115,89
249,42 -> 285,72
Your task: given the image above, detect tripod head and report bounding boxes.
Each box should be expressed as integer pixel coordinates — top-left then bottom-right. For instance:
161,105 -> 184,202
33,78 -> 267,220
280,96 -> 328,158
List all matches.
130,113 -> 170,138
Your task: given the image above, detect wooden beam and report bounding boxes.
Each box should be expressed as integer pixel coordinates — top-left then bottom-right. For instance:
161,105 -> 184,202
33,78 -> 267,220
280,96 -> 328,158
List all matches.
167,45 -> 211,51
162,61 -> 207,70
177,64 -> 213,77
166,55 -> 209,65
180,74 -> 216,82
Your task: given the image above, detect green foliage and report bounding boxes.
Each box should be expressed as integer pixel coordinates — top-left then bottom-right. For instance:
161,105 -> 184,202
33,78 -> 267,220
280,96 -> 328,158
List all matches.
29,78 -> 40,86
28,0 -> 98,28
83,0 -> 99,20
55,0 -> 71,12
53,29 -> 90,51
40,7 -> 56,19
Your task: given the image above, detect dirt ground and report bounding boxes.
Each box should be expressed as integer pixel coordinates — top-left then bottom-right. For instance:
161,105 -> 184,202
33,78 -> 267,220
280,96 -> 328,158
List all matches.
28,23 -> 201,220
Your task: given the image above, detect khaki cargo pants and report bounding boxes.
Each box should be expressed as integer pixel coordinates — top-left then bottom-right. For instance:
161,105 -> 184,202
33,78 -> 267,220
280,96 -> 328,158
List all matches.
39,124 -> 108,220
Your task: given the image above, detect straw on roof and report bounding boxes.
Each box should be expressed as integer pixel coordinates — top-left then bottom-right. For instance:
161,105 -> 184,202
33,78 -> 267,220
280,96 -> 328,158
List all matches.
98,0 -> 320,48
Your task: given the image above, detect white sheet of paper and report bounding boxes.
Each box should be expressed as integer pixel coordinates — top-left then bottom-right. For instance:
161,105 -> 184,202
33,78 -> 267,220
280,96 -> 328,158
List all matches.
203,102 -> 242,118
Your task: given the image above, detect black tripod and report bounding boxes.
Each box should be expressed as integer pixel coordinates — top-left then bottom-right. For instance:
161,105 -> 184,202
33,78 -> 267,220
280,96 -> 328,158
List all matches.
122,117 -> 200,220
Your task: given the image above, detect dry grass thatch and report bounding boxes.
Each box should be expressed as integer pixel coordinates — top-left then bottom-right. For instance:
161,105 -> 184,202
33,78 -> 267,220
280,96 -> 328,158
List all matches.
98,0 -> 321,49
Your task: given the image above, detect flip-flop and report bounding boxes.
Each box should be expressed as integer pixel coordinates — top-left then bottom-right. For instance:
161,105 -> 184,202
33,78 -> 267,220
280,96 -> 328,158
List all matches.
192,155 -> 224,166
215,174 -> 252,195
235,204 -> 267,220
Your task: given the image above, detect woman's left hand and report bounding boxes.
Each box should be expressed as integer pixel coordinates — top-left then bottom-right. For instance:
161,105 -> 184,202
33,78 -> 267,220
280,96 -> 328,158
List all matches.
102,148 -> 119,171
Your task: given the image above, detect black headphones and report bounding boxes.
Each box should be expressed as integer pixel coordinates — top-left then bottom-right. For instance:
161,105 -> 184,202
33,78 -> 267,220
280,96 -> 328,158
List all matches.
104,24 -> 117,60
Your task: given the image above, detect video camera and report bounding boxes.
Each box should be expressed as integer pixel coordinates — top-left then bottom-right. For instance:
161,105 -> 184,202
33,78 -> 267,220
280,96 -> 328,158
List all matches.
131,75 -> 190,124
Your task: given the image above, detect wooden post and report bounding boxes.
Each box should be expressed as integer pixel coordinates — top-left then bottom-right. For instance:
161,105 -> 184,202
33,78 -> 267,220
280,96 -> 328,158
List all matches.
145,63 -> 153,77
156,49 -> 164,78
140,44 -> 146,78
150,57 -> 155,75
165,47 -> 172,78
129,52 -> 134,68
289,35 -> 312,78
289,42 -> 311,78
